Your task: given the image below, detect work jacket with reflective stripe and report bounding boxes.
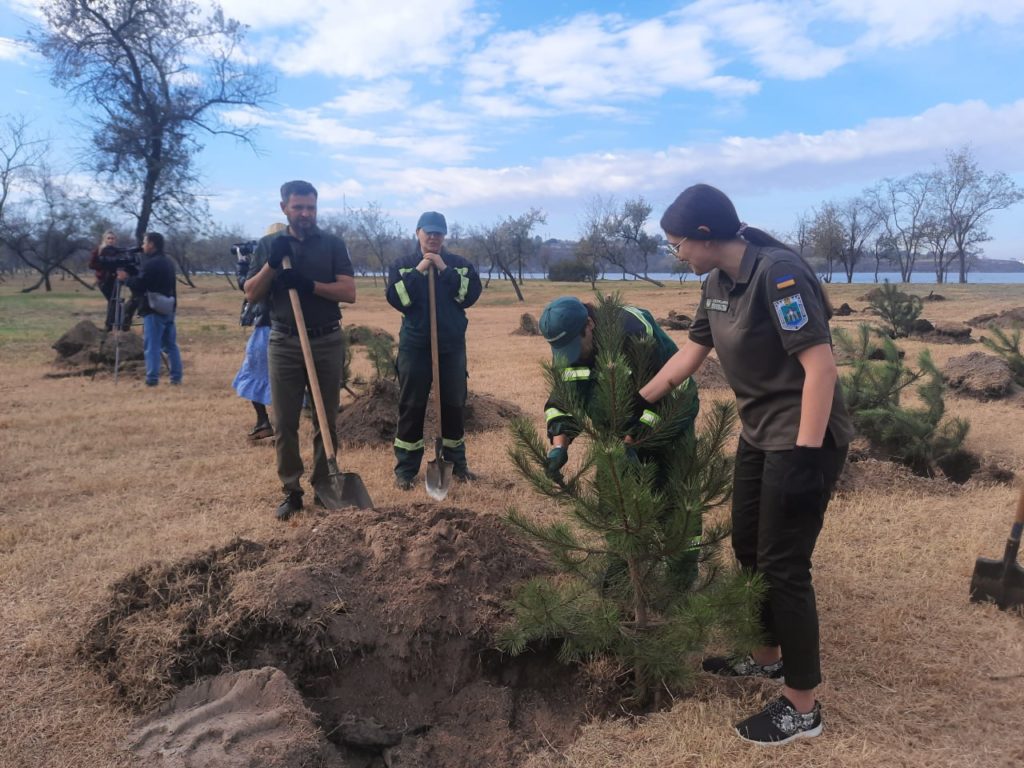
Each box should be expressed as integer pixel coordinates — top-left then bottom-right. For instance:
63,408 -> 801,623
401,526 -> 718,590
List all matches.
385,247 -> 482,352
544,305 -> 697,441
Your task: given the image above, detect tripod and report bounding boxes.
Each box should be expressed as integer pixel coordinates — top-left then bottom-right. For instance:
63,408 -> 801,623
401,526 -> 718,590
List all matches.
110,278 -> 128,385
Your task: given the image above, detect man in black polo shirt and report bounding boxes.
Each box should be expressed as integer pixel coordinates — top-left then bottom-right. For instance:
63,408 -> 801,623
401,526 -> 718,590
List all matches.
244,180 -> 356,520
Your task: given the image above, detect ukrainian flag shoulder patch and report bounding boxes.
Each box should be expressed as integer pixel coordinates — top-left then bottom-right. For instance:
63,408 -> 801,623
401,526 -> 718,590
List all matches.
775,274 -> 797,290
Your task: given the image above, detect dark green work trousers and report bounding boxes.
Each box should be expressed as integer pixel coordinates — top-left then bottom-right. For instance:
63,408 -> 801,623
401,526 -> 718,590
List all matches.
394,344 -> 468,480
268,328 -> 345,495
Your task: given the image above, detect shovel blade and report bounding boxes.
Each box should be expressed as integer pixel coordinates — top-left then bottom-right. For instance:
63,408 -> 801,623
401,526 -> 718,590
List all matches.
970,556 -> 1024,610
425,457 -> 454,501
315,462 -> 374,511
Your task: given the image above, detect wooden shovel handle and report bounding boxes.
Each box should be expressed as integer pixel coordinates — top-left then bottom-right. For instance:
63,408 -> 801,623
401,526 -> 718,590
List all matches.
1015,486 -> 1024,527
427,265 -> 443,441
283,256 -> 336,459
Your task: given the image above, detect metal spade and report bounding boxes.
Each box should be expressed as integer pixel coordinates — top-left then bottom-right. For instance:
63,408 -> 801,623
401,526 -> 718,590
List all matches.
424,265 -> 453,500
283,257 -> 372,511
970,487 -> 1024,611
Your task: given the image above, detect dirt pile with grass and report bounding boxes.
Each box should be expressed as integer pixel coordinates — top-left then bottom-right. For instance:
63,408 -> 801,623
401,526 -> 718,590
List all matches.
81,505 -> 586,768
338,382 -> 526,446
49,319 -> 144,377
943,351 -> 1016,400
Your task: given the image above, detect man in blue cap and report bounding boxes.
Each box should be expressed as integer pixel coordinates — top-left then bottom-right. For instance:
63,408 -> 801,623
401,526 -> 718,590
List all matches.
386,211 -> 483,489
540,295 -> 702,586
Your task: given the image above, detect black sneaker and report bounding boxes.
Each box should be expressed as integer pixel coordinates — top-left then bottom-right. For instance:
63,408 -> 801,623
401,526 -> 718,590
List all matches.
275,491 -> 303,521
394,476 -> 416,491
735,695 -> 822,745
702,654 -> 784,680
453,468 -> 478,482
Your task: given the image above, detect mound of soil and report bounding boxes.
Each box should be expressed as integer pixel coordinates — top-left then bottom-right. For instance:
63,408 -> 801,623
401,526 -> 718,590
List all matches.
338,381 -> 526,447
345,324 -> 394,346
834,302 -> 855,316
83,505 -> 586,768
48,319 -> 144,377
967,307 -> 1024,329
510,313 -> 540,336
916,321 -> 973,344
943,351 -> 1015,400
656,310 -> 692,330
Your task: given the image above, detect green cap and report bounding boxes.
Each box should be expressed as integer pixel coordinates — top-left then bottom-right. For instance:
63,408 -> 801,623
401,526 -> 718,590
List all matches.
540,296 -> 588,364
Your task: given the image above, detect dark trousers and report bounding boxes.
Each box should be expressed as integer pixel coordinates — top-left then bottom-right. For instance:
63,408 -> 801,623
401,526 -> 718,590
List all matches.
731,435 -> 847,690
394,344 -> 468,478
103,280 -> 138,331
268,329 -> 345,495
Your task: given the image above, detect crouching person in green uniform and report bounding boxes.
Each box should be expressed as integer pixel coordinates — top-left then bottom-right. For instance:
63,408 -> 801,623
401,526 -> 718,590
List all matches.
539,296 -> 701,588
385,212 -> 483,490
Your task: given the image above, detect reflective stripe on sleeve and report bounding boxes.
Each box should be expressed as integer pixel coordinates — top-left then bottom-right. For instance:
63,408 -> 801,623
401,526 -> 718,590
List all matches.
639,409 -> 661,428
442,437 -> 465,448
394,268 -> 416,307
454,267 -> 470,303
562,367 -> 592,381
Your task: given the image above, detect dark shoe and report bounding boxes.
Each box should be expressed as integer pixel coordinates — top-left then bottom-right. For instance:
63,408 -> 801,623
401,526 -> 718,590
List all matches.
394,476 -> 416,491
735,695 -> 822,745
453,468 -> 478,482
702,654 -> 784,680
248,423 -> 274,441
275,491 -> 303,521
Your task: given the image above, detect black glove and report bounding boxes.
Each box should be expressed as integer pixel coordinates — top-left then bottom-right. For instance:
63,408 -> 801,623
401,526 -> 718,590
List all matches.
545,446 -> 568,480
781,445 -> 827,506
268,237 -> 291,270
278,268 -> 315,295
625,393 -> 659,434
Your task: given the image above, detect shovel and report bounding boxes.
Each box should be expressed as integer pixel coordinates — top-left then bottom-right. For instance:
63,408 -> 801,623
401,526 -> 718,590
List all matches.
282,256 -> 373,511
970,487 -> 1024,611
424,265 -> 453,501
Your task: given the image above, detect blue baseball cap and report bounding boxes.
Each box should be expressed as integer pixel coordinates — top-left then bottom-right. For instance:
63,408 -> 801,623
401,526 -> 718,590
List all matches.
416,211 -> 447,235
540,296 -> 589,364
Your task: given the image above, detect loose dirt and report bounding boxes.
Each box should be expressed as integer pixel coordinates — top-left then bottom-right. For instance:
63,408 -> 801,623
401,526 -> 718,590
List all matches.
49,319 -> 144,377
81,504 -> 587,768
338,381 -> 526,447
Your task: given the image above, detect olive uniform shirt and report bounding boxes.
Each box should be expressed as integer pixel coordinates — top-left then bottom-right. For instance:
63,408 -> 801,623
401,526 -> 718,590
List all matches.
251,227 -> 354,329
688,244 -> 854,451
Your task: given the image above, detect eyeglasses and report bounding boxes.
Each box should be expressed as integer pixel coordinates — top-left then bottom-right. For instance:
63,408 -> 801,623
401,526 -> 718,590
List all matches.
663,237 -> 687,256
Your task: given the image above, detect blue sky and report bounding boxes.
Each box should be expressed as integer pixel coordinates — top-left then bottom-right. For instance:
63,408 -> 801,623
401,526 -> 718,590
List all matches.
2,0 -> 1023,260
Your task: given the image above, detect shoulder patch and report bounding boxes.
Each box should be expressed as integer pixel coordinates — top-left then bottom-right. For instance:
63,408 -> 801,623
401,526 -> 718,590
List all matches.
773,294 -> 808,331
775,274 -> 797,290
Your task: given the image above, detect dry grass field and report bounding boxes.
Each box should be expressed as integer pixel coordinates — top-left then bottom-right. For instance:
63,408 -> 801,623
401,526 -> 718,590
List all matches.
1,273 -> 1022,767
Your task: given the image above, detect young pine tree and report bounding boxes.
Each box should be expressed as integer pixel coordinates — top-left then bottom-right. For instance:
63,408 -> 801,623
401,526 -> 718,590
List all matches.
980,324 -> 1024,386
499,295 -> 763,703
835,323 -> 968,477
869,280 -> 923,338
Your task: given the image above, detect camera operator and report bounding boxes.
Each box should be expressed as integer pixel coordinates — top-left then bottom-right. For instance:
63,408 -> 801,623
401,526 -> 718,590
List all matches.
116,232 -> 183,386
89,230 -> 140,332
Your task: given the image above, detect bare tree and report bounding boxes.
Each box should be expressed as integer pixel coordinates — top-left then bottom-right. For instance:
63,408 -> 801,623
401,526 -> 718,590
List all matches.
31,0 -> 274,242
933,146 -> 1024,283
1,116 -> 47,228
348,203 -> 401,285
502,207 -> 546,286
615,196 -> 663,285
808,203 -> 842,283
1,165 -> 97,292
866,173 -> 934,283
834,196 -> 879,283
789,210 -> 813,260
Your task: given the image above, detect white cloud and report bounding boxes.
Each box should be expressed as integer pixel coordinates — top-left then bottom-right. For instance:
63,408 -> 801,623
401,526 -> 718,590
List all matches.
464,13 -> 759,110
0,36 -> 31,63
220,0 -> 491,79
325,80 -> 412,116
358,99 -> 1024,210
826,0 -> 1024,48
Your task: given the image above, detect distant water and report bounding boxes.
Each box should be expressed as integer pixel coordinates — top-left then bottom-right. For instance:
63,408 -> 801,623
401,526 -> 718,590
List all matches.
510,271 -> 1024,284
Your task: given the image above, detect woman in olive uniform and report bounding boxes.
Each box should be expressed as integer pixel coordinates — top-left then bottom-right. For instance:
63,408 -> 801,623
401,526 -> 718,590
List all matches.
638,184 -> 852,746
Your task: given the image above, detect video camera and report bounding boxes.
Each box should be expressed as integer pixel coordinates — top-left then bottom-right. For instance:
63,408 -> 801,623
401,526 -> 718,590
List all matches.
232,241 -> 258,259
98,245 -> 144,271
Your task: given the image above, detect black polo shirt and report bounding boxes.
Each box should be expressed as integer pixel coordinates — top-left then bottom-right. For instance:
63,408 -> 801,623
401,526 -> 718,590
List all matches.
689,244 -> 854,450
252,227 -> 354,329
